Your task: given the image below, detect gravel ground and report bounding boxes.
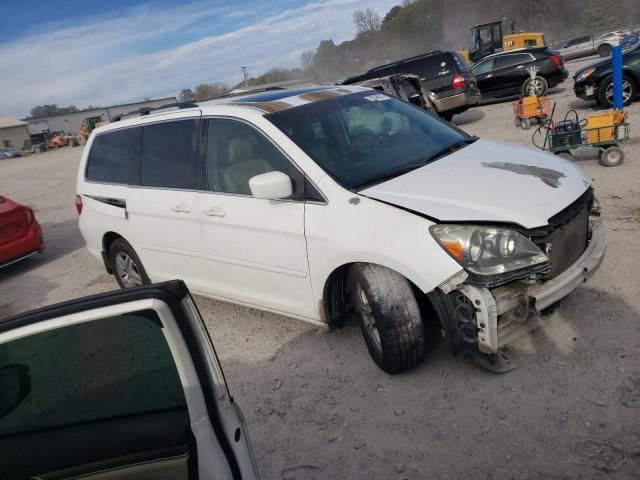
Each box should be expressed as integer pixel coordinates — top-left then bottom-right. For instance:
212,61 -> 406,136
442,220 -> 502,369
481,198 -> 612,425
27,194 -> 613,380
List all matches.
1,55 -> 639,479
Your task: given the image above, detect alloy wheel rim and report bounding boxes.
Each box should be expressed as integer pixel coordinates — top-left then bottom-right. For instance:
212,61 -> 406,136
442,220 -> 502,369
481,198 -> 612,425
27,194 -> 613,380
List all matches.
527,78 -> 545,96
115,252 -> 142,287
356,281 -> 382,350
606,80 -> 632,103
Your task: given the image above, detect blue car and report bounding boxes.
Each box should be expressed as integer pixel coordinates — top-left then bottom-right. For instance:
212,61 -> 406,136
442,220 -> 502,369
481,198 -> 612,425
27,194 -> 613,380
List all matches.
0,148 -> 22,159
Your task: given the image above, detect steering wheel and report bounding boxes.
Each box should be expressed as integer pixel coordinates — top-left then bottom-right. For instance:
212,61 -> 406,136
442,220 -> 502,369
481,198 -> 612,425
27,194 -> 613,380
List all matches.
351,131 -> 384,150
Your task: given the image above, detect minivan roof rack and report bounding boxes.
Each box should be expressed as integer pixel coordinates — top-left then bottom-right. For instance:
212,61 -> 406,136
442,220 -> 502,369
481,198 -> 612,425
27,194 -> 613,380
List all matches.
112,101 -> 198,122
367,50 -> 442,72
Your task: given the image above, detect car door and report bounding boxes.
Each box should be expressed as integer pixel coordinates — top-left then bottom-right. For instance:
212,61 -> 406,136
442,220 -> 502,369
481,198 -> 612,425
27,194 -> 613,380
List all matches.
125,111 -> 213,292
471,57 -> 498,96
197,117 -> 316,320
573,36 -> 594,57
0,280 -> 259,480
491,53 -> 535,96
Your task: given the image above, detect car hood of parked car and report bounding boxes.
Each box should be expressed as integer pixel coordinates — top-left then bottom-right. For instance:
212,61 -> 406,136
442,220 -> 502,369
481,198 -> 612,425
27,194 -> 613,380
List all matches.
360,139 -> 591,229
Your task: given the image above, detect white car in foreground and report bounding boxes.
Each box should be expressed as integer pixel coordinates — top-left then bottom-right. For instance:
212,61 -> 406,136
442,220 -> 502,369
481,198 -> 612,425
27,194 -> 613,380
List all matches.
76,86 -> 605,373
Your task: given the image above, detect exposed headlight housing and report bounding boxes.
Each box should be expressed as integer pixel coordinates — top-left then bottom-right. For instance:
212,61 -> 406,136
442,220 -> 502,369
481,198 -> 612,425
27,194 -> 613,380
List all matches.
576,67 -> 596,83
430,225 -> 549,276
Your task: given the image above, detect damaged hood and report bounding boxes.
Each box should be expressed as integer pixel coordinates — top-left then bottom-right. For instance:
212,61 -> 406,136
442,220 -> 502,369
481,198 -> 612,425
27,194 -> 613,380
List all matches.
360,139 -> 590,229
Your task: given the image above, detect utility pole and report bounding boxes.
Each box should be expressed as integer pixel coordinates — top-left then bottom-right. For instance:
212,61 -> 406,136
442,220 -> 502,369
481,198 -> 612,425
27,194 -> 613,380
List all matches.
241,66 -> 249,87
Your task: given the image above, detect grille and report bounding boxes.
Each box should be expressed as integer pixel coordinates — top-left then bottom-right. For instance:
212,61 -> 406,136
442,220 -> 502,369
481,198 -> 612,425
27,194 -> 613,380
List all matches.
540,205 -> 589,279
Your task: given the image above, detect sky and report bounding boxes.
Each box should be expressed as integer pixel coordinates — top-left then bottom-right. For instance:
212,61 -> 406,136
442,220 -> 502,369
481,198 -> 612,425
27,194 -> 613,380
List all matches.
0,0 -> 397,119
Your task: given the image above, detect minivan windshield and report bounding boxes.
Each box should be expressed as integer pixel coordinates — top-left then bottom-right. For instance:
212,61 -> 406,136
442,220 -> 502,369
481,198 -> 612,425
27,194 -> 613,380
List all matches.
266,91 -> 470,190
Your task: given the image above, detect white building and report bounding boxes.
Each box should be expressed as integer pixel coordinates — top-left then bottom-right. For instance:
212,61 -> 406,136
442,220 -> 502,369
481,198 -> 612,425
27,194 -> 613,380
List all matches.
0,117 -> 30,150
24,97 -> 177,136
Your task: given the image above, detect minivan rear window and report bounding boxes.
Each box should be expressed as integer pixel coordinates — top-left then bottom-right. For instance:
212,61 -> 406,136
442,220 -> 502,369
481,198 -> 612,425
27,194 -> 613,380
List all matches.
412,53 -> 455,79
86,127 -> 142,185
141,120 -> 199,189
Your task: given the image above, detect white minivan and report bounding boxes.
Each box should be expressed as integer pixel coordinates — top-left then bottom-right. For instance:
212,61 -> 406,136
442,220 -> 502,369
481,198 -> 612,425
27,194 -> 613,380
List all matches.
76,86 -> 605,373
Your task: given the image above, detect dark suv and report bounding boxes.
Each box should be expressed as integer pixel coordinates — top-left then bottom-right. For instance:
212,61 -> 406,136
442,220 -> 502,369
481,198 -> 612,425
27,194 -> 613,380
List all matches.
342,50 -> 480,121
471,47 -> 568,99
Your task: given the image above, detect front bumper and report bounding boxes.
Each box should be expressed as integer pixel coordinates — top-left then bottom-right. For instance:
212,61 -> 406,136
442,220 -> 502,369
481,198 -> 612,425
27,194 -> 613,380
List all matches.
456,219 -> 605,353
574,80 -> 598,100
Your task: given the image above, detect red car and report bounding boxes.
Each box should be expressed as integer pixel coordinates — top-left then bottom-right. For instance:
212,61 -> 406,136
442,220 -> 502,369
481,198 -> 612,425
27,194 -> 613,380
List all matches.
0,195 -> 45,268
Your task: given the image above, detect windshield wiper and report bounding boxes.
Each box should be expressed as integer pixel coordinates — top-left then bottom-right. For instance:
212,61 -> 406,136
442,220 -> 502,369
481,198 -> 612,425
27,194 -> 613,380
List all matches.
422,135 -> 478,163
352,136 -> 478,191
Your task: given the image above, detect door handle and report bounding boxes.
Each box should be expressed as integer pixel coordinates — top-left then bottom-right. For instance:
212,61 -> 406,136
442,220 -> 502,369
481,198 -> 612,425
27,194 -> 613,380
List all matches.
516,65 -> 524,69
202,207 -> 226,218
486,74 -> 492,78
171,203 -> 191,213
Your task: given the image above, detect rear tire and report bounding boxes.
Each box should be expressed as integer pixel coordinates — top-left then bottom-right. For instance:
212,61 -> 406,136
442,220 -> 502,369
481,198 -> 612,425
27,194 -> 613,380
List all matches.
441,112 -> 453,122
109,238 -> 151,289
598,44 -> 611,57
349,263 -> 426,374
599,146 -> 624,167
521,117 -> 531,130
522,76 -> 548,97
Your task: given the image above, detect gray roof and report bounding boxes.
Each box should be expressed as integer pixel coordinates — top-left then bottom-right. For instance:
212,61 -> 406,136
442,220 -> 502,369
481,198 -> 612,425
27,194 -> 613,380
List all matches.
0,117 -> 27,129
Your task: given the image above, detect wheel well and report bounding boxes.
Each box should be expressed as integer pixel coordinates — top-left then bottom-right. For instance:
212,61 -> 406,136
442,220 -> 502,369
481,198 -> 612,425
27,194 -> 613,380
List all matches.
322,262 -> 438,329
102,232 -> 123,272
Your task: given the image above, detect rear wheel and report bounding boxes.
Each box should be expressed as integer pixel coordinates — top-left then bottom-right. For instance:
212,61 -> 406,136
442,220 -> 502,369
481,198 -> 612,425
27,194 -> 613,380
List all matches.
349,264 -> 426,374
600,146 -> 624,167
521,117 -> 531,130
598,44 -> 611,57
522,76 -> 548,97
109,238 -> 151,289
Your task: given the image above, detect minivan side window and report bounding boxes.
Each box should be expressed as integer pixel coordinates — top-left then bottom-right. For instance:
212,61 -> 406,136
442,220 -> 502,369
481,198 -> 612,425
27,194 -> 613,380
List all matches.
86,127 -> 142,185
472,58 -> 495,74
141,119 -> 199,189
494,54 -> 532,69
0,311 -> 187,437
205,118 -> 298,196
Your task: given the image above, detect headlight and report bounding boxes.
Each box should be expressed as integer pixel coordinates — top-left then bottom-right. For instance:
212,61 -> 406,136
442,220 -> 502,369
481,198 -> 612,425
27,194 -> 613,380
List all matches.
576,67 -> 596,82
430,225 -> 549,276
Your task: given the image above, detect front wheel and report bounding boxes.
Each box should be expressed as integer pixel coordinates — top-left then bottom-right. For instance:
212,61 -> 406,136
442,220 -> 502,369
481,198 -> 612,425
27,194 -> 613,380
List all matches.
109,238 -> 151,289
349,264 -> 426,374
597,75 -> 636,107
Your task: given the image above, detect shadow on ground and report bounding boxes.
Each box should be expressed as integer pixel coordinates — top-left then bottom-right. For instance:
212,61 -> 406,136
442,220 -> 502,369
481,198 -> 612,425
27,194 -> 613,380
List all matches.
204,286 -> 640,479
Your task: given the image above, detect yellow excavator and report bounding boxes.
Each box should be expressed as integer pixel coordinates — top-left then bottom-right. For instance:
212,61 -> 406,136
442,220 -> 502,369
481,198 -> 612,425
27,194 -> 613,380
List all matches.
460,19 -> 545,64
75,116 -> 107,146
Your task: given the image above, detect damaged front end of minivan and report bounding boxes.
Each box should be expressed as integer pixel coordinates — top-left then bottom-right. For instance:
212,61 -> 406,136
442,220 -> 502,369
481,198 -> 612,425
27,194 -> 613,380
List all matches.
427,188 -> 605,372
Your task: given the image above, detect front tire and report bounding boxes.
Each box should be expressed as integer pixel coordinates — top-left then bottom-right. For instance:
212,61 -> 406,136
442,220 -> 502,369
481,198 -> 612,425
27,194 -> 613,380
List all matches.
109,238 -> 151,289
349,264 -> 426,374
597,75 -> 636,107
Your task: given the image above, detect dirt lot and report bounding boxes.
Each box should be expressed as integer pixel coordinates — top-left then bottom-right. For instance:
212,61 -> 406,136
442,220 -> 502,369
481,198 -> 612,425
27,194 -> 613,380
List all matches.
2,56 -> 640,479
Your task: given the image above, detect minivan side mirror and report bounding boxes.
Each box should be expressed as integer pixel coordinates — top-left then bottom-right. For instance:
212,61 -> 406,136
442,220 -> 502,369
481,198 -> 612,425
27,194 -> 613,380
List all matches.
249,171 -> 293,200
0,364 -> 31,419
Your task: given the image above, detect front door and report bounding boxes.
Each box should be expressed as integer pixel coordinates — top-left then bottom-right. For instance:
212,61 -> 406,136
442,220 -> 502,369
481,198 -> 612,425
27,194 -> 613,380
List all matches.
0,280 -> 258,480
197,117 -> 315,320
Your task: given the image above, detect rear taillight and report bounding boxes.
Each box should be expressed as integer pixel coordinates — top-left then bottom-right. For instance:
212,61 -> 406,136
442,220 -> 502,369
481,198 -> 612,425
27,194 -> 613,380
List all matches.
549,54 -> 562,69
24,208 -> 33,225
75,194 -> 83,215
451,74 -> 465,89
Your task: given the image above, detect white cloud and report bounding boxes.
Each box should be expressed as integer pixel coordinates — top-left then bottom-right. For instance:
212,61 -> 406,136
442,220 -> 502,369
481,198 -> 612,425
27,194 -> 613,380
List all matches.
0,0 -> 396,118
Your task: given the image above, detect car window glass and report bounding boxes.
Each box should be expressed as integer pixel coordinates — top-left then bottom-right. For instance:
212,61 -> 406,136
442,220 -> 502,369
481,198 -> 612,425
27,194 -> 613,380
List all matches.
267,91 -> 465,190
141,119 -> 199,189
414,54 -> 455,79
0,311 -> 186,437
454,53 -> 471,72
85,127 -> 142,185
472,58 -> 494,74
494,54 -> 530,69
205,118 -> 296,196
